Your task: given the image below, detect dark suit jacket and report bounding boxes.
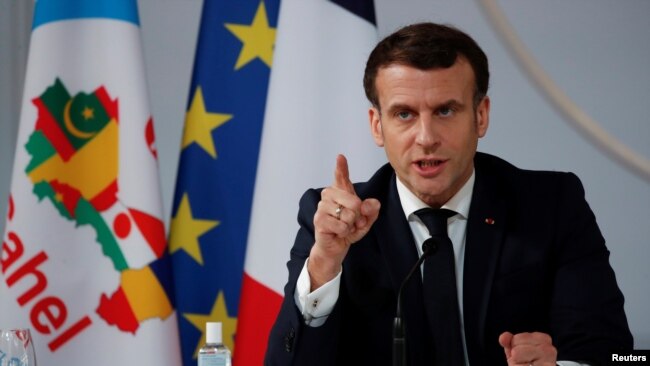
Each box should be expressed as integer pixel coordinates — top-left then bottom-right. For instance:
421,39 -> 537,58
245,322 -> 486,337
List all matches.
265,152 -> 632,365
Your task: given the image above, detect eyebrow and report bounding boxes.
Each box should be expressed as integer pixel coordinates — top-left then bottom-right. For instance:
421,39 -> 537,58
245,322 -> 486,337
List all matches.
435,99 -> 466,111
384,103 -> 413,115
384,99 -> 466,115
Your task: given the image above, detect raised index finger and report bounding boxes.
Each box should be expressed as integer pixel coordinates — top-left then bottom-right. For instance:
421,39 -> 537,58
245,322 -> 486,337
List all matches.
333,154 -> 355,193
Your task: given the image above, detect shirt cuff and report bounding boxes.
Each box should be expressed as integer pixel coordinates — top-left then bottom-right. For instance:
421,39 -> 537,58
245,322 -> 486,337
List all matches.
294,257 -> 341,327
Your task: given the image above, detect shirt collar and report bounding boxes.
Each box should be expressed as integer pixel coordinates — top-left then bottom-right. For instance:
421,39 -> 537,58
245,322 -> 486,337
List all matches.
395,169 -> 475,221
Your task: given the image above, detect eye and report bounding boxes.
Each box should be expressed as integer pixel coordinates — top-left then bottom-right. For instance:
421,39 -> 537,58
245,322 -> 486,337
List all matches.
396,111 -> 414,121
437,106 -> 454,117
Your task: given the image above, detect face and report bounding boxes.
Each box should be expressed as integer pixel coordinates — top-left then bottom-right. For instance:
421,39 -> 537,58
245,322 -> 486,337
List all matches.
369,58 -> 490,207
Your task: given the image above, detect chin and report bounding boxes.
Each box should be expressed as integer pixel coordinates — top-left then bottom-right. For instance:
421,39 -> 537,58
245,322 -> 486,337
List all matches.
415,184 -> 447,201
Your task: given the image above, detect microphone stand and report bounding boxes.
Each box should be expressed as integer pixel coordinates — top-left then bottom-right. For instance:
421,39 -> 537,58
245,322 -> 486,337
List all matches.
393,238 -> 437,366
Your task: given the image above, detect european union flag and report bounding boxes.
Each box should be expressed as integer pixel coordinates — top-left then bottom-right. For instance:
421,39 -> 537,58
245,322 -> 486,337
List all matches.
168,1 -> 280,364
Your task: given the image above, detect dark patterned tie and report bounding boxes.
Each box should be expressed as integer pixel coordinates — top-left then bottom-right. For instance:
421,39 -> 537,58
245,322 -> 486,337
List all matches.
414,208 -> 464,366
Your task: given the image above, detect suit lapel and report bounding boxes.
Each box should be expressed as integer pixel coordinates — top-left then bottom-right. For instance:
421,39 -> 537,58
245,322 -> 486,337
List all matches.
375,176 -> 420,292
370,171 -> 433,362
463,157 -> 507,363
355,165 -> 419,295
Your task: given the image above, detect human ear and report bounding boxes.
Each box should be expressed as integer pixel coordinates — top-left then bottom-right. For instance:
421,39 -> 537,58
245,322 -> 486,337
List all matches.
369,107 -> 385,147
476,96 -> 490,137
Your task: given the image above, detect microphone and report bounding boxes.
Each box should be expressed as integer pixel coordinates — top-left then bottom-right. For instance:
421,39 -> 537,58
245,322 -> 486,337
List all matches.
393,238 -> 438,366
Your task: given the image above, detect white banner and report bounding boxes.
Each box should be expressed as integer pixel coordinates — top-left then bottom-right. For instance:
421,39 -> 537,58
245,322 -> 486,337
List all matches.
0,1 -> 181,365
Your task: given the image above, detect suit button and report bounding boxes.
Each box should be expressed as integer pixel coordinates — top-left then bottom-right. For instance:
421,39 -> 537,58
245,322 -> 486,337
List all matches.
284,327 -> 295,352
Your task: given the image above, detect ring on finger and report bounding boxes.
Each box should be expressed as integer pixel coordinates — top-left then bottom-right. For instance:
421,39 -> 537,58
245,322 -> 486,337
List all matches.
335,204 -> 343,220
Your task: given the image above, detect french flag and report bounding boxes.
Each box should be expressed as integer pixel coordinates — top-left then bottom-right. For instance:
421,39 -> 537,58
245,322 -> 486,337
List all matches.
235,0 -> 384,365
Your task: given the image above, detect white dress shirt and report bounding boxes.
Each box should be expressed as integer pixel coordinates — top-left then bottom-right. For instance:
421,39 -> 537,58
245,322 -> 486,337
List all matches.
294,170 -> 586,366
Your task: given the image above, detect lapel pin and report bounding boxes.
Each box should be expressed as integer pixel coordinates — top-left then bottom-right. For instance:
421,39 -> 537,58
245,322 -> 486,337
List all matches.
484,217 -> 495,225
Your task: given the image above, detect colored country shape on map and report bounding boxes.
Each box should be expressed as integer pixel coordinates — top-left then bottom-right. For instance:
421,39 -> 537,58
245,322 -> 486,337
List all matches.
25,78 -> 174,334
96,254 -> 175,334
27,78 -> 118,211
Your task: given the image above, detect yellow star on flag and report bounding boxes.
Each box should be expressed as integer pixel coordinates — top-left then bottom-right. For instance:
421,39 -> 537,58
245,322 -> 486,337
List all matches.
184,291 -> 237,358
81,106 -> 94,120
225,1 -> 277,70
169,193 -> 219,265
182,87 -> 232,158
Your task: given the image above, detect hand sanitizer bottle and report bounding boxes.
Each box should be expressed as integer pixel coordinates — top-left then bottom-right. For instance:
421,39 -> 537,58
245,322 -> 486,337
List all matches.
198,322 -> 232,366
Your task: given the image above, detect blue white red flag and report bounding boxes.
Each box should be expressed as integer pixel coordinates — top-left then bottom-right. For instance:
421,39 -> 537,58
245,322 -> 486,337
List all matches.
236,0 -> 381,364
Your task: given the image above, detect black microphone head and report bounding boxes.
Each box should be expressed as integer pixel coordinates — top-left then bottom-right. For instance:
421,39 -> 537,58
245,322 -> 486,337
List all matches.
422,238 -> 438,256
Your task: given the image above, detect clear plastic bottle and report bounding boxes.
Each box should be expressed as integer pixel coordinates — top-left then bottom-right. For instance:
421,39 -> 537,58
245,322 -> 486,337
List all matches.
198,322 -> 232,366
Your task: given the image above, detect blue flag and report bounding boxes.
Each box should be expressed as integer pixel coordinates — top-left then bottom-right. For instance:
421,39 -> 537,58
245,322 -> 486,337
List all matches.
168,0 -> 280,365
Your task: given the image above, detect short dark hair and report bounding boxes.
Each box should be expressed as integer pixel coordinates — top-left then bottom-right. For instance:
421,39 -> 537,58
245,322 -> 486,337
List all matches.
363,22 -> 489,109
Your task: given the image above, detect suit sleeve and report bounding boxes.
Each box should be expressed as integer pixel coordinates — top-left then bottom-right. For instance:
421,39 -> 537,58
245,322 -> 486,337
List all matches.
550,173 -> 633,364
264,189 -> 344,366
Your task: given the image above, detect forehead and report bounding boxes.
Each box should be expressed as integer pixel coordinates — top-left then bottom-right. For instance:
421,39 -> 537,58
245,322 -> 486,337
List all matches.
375,58 -> 476,109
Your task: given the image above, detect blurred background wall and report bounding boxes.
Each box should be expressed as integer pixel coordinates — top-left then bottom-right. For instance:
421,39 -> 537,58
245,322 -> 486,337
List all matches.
1,0 -> 648,347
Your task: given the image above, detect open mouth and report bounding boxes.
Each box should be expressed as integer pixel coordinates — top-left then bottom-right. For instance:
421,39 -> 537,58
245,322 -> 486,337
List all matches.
417,159 -> 444,168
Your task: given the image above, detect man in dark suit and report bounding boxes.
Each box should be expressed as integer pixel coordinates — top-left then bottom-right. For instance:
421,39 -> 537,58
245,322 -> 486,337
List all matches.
264,22 -> 632,365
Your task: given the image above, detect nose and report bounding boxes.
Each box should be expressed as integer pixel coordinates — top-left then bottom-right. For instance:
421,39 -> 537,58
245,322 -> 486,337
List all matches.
414,116 -> 439,148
